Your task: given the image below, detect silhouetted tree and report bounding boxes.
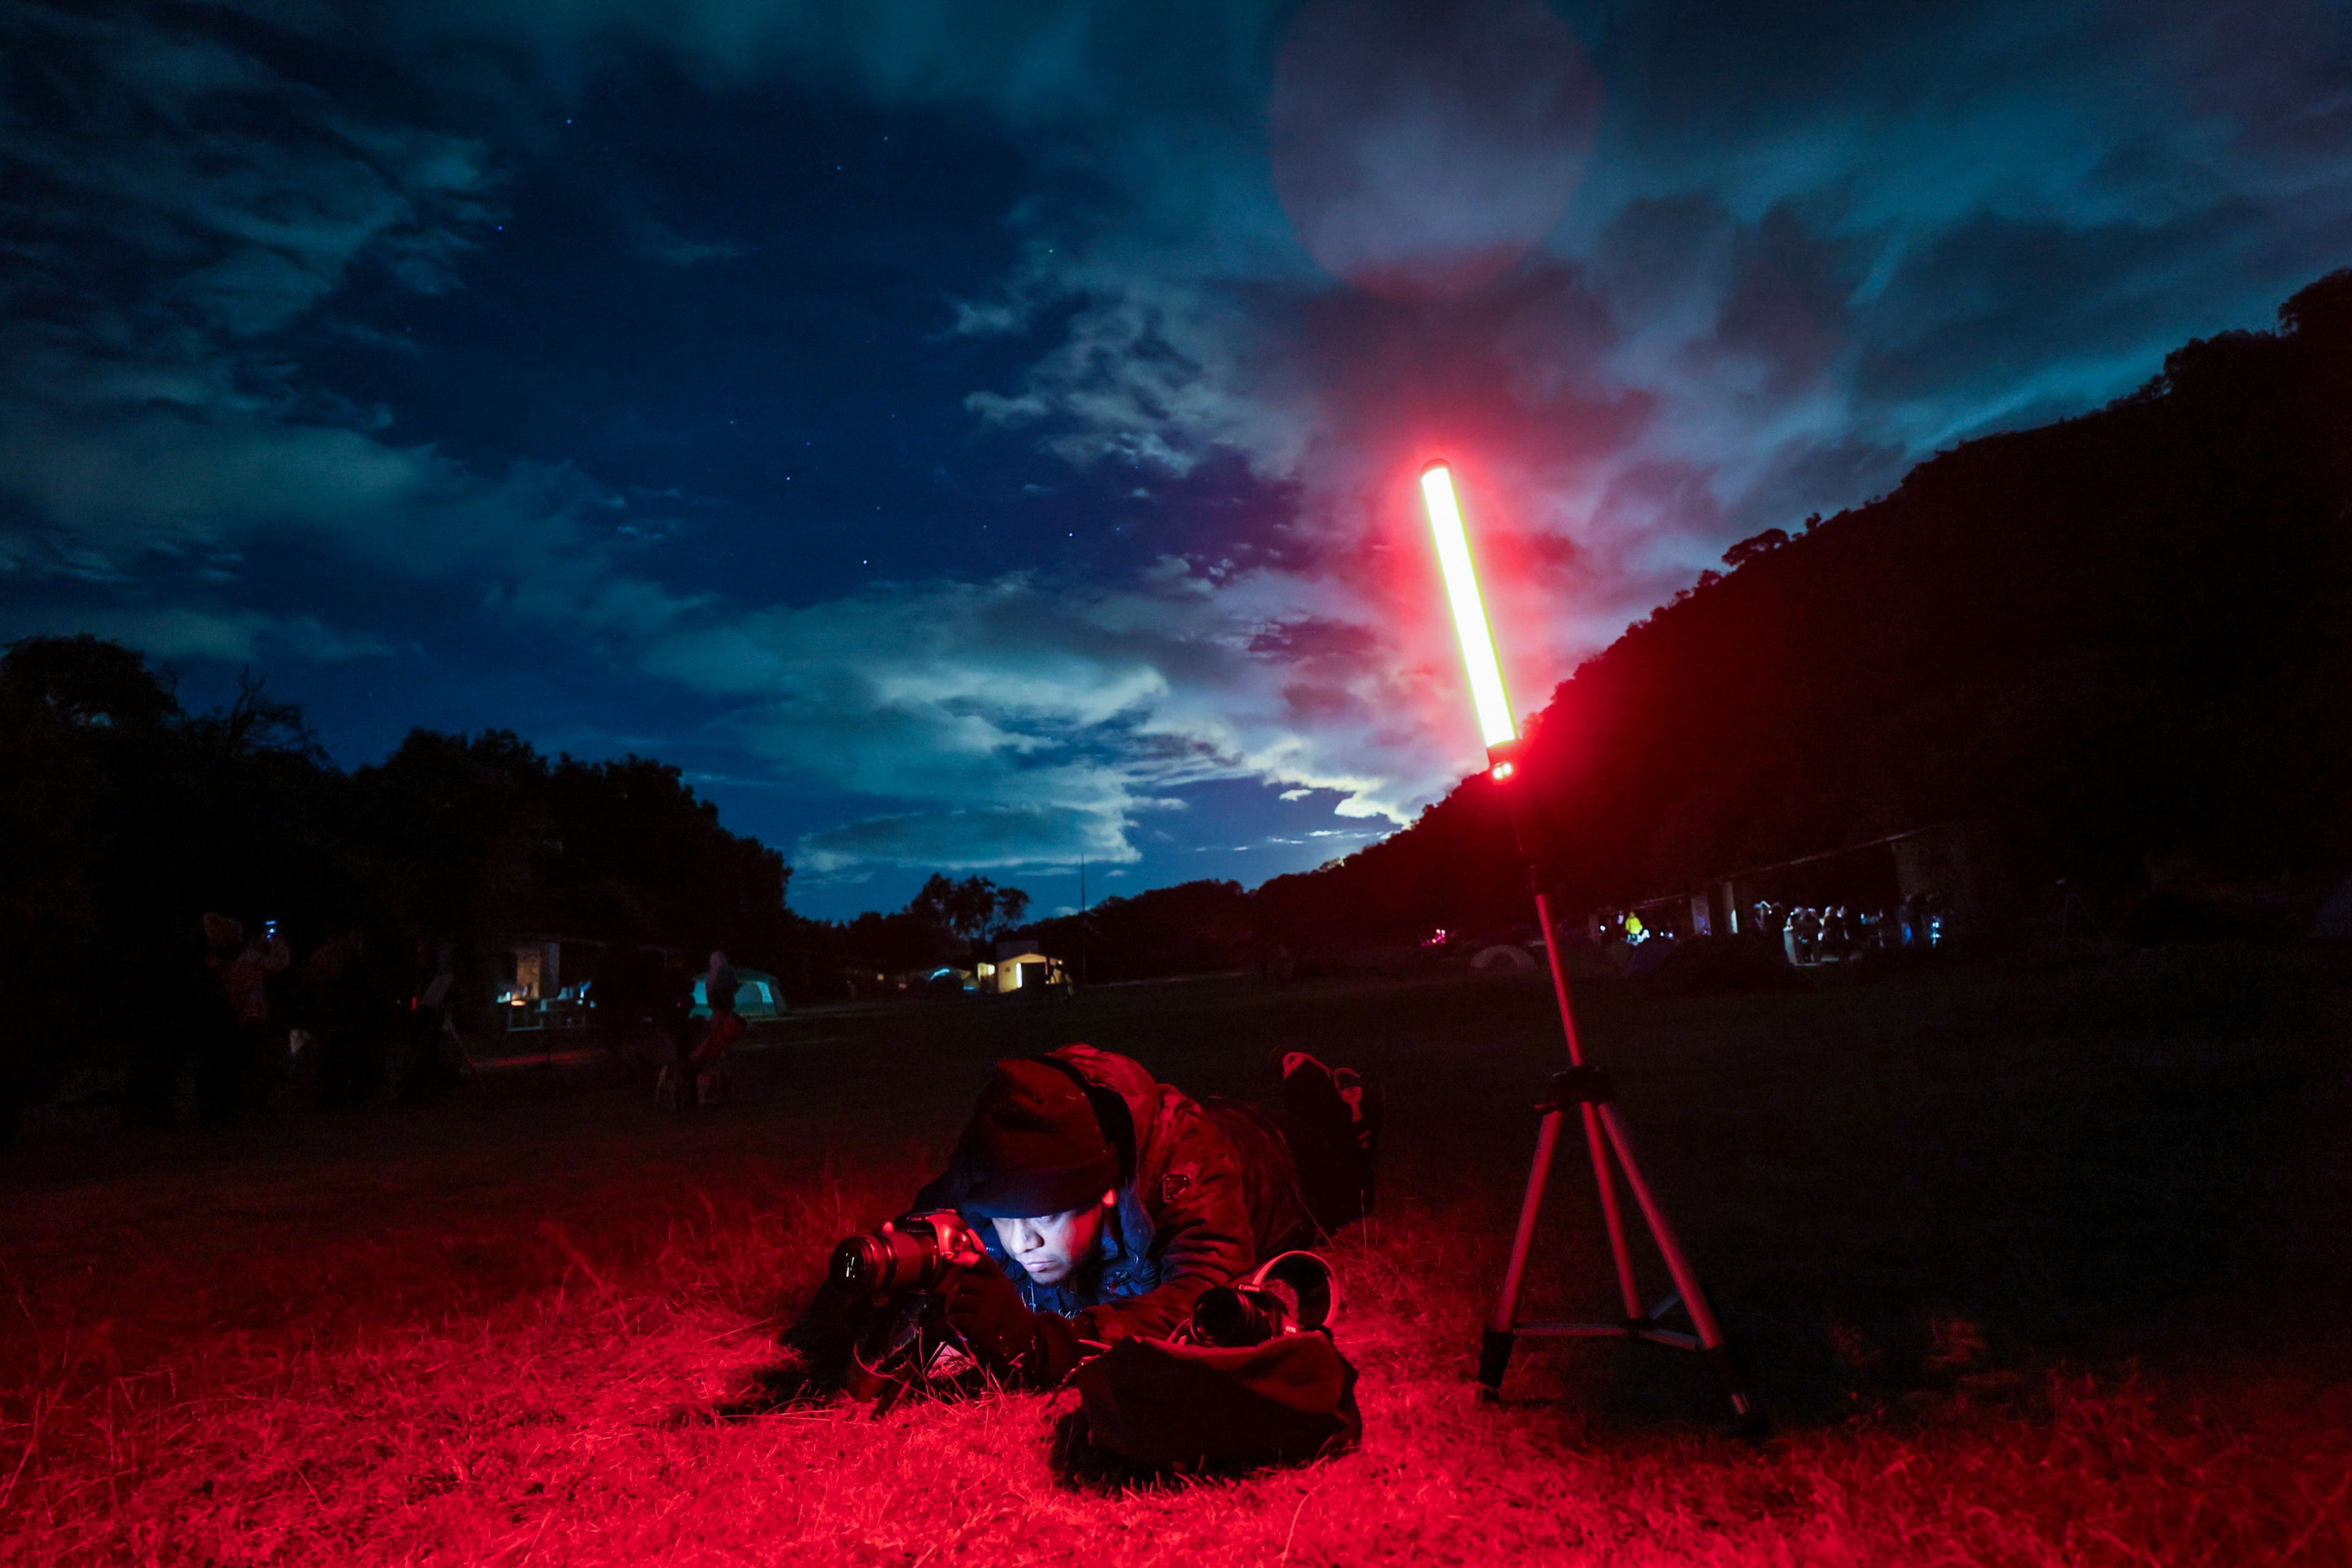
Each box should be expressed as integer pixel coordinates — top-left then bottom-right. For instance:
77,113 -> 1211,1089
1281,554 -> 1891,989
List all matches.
1723,528 -> 1789,569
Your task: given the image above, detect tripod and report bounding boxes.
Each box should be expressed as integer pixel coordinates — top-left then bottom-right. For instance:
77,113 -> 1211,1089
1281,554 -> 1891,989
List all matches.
1477,742 -> 1762,1434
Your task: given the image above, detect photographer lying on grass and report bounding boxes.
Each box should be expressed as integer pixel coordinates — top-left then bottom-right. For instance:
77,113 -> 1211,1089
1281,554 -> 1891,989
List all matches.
800,1043 -> 1380,1392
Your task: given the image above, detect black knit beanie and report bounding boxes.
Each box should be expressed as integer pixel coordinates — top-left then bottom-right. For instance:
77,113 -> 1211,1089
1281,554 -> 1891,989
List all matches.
964,1057 -> 1120,1218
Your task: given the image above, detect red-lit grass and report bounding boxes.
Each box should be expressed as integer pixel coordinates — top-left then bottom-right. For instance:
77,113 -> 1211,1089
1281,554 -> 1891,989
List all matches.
8,1180 -> 2348,1566
5,956 -> 2350,1564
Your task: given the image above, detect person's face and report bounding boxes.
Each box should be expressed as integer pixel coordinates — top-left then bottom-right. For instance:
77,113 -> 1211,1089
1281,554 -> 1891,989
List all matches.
990,1193 -> 1113,1285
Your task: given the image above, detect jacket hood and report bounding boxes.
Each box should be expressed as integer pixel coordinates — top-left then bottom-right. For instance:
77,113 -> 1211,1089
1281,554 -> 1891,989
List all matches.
1037,1042 -> 1161,1186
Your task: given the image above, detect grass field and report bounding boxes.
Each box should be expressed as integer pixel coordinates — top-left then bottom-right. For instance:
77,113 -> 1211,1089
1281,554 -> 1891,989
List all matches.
5,948 -> 2351,1564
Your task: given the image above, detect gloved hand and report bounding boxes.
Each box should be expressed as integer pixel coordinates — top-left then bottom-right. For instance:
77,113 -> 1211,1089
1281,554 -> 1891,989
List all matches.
941,1247 -> 1081,1385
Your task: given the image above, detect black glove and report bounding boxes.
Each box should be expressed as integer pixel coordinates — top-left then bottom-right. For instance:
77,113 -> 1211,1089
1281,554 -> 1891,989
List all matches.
941,1250 -> 1082,1385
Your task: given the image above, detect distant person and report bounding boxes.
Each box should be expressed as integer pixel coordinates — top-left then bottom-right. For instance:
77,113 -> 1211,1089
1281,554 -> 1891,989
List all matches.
663,950 -> 744,1110
226,915 -> 292,1063
704,950 -> 740,1020
197,913 -> 288,1125
395,940 -> 462,1102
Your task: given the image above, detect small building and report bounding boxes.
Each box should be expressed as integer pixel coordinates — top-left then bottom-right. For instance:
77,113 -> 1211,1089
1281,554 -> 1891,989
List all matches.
489,936 -> 597,1034
990,936 -> 1069,994
480,934 -> 701,1033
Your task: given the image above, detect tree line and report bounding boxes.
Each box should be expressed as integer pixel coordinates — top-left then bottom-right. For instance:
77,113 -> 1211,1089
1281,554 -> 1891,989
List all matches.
0,636 -> 794,1139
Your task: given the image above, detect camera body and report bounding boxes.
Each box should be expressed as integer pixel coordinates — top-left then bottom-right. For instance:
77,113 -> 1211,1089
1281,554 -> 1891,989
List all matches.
828,1208 -> 986,1300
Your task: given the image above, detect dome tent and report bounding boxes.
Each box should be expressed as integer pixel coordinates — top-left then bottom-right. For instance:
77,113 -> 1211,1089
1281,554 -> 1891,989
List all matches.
691,970 -> 786,1020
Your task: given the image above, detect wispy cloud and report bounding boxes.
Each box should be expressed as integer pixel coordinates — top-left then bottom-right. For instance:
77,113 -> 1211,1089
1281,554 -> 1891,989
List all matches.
642,564 -> 1431,875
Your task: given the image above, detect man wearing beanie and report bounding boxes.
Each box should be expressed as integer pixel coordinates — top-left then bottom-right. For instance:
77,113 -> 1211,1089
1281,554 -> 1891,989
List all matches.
906,1042 -> 1379,1387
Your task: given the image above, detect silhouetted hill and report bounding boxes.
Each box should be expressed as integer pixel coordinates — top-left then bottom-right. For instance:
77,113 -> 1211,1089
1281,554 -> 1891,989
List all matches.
1254,268 -> 2352,949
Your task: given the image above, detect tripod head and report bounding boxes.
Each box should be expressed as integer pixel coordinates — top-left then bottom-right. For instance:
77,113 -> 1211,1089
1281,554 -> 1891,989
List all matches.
1481,737 -> 1556,880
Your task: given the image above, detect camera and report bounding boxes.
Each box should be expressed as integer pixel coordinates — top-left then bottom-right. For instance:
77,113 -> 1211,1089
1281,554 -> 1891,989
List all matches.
828,1209 -> 986,1300
1188,1250 -> 1337,1347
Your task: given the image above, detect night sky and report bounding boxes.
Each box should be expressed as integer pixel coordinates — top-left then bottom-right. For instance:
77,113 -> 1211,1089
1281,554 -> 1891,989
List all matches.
6,1 -> 2348,919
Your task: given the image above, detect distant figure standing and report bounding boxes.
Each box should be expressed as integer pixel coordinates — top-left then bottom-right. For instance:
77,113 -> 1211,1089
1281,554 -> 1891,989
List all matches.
395,940 -> 462,1102
663,950 -> 744,1110
693,950 -> 744,1106
198,913 -> 288,1125
704,951 -> 740,1021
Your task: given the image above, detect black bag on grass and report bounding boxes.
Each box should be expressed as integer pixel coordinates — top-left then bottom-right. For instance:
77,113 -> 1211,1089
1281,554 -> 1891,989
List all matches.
1072,1252 -> 1362,1469
1073,1331 -> 1362,1469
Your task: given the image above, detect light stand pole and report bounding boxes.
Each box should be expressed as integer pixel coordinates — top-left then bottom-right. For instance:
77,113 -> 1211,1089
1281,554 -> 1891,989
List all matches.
1418,461 -> 1760,1434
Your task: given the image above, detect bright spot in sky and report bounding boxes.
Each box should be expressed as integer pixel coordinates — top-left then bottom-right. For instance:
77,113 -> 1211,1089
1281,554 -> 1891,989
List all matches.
1271,0 -> 1602,300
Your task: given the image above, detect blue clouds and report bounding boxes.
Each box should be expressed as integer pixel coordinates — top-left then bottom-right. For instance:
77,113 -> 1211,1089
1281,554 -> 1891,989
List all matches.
4,0 -> 2348,914
639,564 -> 1427,885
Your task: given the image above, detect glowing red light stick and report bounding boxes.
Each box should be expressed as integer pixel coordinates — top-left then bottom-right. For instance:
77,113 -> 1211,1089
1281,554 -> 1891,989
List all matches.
1419,461 -> 1517,753
1416,459 -> 1757,1430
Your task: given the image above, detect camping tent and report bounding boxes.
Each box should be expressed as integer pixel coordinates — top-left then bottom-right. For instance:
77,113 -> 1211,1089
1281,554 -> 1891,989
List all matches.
691,970 -> 786,1019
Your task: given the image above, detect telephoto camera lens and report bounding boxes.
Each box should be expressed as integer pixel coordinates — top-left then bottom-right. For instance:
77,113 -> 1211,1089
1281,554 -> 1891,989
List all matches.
827,1211 -> 972,1298
1188,1251 -> 1338,1345
1189,1284 -> 1291,1347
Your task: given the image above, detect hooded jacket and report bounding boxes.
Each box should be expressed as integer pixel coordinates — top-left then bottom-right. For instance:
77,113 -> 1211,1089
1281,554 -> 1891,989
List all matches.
913,1043 -> 1314,1346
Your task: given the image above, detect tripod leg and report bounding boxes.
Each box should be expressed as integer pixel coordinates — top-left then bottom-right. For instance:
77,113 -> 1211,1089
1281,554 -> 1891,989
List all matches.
1594,1103 -> 1763,1431
1483,1106 -> 1564,1395
1580,1099 -> 1646,1322
1529,892 -> 1644,1323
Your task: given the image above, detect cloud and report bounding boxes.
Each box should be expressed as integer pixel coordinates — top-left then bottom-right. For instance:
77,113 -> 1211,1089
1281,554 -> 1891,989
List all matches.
0,6 -> 721,680
0,602 -> 396,665
0,3 -> 520,589
612,193 -> 750,267
796,804 -> 1123,875
1270,0 -> 1600,300
640,564 -> 1440,874
3,7 -> 492,339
